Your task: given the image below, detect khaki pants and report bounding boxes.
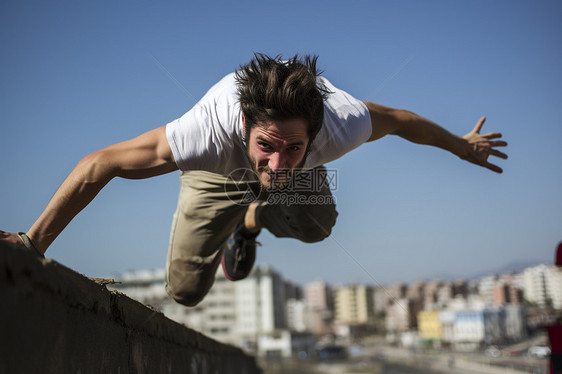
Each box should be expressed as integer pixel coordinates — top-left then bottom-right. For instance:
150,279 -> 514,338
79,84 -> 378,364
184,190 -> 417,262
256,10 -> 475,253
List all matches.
165,167 -> 338,306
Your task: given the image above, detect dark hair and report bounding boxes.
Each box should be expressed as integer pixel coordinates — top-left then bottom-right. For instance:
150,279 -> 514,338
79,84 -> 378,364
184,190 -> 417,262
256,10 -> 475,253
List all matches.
235,53 -> 331,148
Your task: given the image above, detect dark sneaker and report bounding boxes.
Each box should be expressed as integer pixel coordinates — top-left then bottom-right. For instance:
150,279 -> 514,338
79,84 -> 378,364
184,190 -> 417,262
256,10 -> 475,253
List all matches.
221,224 -> 261,281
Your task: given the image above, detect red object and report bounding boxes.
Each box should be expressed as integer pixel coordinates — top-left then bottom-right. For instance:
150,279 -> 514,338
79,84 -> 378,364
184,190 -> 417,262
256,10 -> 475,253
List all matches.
548,325 -> 562,374
554,242 -> 562,266
548,242 -> 562,374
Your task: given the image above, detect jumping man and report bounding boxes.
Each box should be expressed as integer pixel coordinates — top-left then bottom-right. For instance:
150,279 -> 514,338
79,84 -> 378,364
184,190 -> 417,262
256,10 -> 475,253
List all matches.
0,54 -> 508,306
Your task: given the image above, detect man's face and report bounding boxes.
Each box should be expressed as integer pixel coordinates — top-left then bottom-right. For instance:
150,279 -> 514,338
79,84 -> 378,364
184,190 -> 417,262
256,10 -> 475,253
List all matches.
245,117 -> 310,190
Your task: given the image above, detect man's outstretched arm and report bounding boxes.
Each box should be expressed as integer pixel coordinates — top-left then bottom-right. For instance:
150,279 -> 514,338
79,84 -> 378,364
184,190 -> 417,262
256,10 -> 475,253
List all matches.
1,125 -> 178,254
362,101 -> 508,173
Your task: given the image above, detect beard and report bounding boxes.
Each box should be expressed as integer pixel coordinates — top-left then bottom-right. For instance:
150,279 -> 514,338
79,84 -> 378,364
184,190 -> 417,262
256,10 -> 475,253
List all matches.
245,152 -> 308,192
257,165 -> 292,191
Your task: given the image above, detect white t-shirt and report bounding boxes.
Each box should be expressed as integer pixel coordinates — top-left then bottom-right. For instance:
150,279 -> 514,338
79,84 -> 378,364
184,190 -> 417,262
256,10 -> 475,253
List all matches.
166,73 -> 372,175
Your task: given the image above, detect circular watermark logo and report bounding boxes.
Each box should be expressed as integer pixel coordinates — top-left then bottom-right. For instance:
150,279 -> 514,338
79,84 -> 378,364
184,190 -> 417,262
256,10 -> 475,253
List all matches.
224,168 -> 262,206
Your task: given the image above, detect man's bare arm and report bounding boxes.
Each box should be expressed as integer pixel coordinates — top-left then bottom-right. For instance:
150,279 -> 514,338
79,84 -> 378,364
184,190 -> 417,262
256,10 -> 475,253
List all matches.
362,101 -> 508,173
2,125 -> 178,254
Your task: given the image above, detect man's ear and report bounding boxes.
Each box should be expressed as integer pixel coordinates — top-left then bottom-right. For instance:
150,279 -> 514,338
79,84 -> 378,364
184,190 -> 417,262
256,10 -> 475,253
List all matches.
241,114 -> 249,144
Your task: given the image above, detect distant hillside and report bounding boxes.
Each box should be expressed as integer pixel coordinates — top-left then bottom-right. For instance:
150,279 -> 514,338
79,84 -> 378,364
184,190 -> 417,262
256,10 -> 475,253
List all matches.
420,259 -> 546,283
467,259 -> 545,280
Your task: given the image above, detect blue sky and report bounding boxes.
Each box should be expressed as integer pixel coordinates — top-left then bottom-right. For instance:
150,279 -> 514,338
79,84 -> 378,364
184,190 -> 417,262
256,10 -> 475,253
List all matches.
1,1 -> 561,286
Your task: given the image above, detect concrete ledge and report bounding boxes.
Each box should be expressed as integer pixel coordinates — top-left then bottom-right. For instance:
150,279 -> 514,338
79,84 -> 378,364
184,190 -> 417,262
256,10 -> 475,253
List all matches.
0,242 -> 261,373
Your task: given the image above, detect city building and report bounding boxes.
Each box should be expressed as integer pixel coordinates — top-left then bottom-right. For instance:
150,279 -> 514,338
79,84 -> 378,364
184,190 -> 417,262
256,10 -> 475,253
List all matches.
235,265 -> 287,343
545,266 -> 562,309
453,308 -> 503,349
304,280 -> 334,336
111,268 -> 168,303
283,279 -> 303,301
421,301 -> 527,349
373,286 -> 389,313
493,283 -> 523,306
423,280 -> 441,307
334,284 -> 374,324
385,298 -> 411,332
439,310 -> 456,344
286,299 -> 314,333
452,279 -> 468,299
109,261 -> 549,353
503,304 -> 527,341
196,272 -> 238,343
111,265 -> 289,349
523,264 -> 562,309
387,283 -> 407,302
406,281 -> 425,302
478,274 -> 498,305
436,282 -> 453,305
257,330 -> 316,358
417,310 -> 443,340
492,273 -> 523,306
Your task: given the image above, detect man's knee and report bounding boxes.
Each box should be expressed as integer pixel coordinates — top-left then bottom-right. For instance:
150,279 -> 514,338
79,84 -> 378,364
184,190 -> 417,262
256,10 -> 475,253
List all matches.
297,221 -> 334,243
165,257 -> 217,307
166,283 -> 208,307
294,205 -> 338,243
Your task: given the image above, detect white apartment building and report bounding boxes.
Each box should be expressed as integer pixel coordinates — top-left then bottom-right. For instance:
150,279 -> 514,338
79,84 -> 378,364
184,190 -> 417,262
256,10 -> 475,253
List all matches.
545,266 -> 562,309
523,264 -> 562,309
453,308 -> 503,346
111,267 -> 240,344
478,274 -> 498,305
512,272 -> 525,290
196,272 -> 238,343
434,304 -> 526,349
111,268 -> 168,303
286,299 -> 314,333
235,265 -> 287,341
110,264 -> 288,348
523,265 -> 548,306
439,310 -> 456,343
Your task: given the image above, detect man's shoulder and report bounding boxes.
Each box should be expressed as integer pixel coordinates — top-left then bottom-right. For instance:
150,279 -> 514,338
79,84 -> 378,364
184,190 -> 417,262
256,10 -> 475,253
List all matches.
304,77 -> 371,168
201,72 -> 238,101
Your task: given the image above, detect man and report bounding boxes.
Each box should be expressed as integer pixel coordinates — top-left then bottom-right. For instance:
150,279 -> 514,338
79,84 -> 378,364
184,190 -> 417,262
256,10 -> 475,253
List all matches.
0,54 -> 508,307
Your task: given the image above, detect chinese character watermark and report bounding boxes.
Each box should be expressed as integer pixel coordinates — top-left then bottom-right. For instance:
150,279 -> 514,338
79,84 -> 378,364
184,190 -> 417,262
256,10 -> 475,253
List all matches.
224,168 -> 338,206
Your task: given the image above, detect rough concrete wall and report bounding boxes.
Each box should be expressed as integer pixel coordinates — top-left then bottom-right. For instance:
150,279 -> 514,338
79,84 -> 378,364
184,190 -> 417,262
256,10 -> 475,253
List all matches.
0,243 -> 261,374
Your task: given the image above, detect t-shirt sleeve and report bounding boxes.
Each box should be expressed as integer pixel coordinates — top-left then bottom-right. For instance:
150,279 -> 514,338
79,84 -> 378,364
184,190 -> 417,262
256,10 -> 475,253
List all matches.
166,104 -> 221,171
165,73 -> 244,174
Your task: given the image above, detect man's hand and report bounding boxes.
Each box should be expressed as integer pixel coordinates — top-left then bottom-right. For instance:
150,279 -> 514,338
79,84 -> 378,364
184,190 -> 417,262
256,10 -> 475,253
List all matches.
363,102 -> 508,173
1,230 -> 45,257
460,116 -> 508,173
0,230 -> 22,248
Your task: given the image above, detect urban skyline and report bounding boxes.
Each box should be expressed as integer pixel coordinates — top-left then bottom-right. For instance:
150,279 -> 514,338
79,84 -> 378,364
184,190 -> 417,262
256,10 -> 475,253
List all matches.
109,255 -> 553,288
109,259 -> 560,364
111,260 -> 562,316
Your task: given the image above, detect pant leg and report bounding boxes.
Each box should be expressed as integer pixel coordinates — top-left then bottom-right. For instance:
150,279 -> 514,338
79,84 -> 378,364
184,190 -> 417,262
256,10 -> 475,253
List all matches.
165,170 -> 258,306
256,166 -> 338,243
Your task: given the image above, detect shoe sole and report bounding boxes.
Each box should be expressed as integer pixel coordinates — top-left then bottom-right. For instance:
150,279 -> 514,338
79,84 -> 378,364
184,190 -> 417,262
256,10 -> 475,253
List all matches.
221,253 -> 239,282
